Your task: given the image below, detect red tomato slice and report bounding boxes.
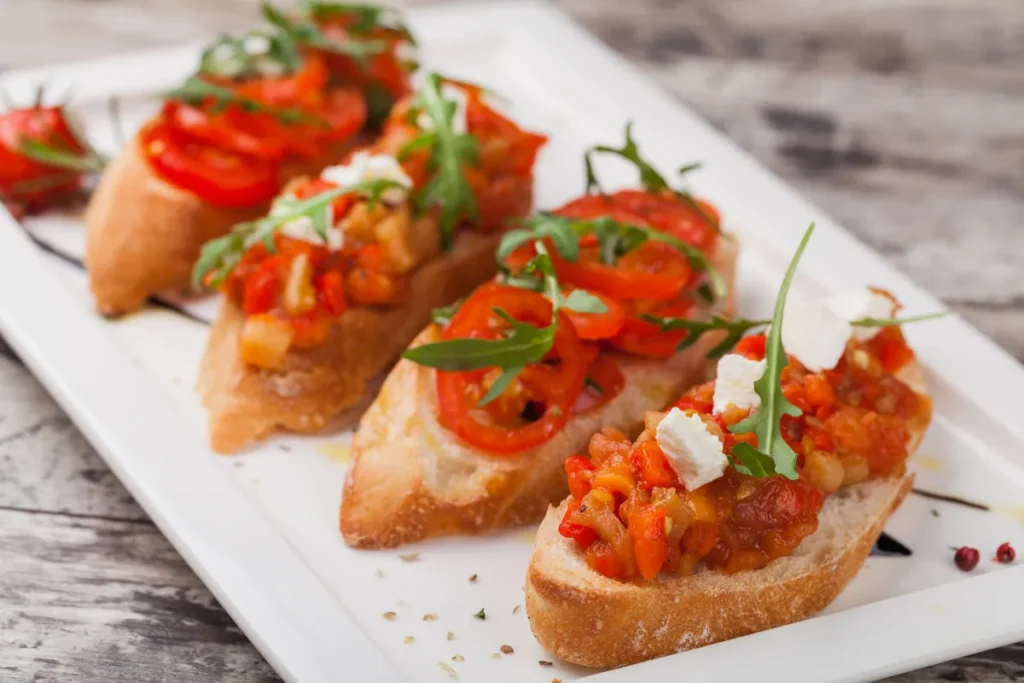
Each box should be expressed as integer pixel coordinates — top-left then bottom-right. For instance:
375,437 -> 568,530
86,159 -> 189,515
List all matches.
563,288 -> 625,340
557,189 -> 719,252
435,284 -> 587,455
552,240 -> 691,302
141,122 -> 279,208
0,106 -> 88,213
608,295 -> 697,359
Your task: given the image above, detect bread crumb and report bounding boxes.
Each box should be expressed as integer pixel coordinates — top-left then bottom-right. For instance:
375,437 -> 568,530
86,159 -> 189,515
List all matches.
552,679 -> 562,683
468,574 -> 478,583
512,605 -> 520,614
500,644 -> 514,654
403,636 -> 415,644
490,653 -> 502,660
374,569 -> 385,578
539,660 -> 553,666
382,611 -> 397,621
399,552 -> 420,562
446,631 -> 455,641
451,654 -> 464,662
423,613 -> 438,621
438,662 -> 457,678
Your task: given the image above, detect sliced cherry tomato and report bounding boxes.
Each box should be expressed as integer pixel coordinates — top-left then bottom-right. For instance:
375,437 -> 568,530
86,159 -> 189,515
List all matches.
571,354 -> 625,415
435,284 -> 587,455
0,105 -> 88,214
315,271 -> 347,316
563,289 -> 625,340
141,122 -> 279,207
608,295 -> 696,359
465,94 -> 548,177
552,240 -> 691,302
557,189 -> 719,253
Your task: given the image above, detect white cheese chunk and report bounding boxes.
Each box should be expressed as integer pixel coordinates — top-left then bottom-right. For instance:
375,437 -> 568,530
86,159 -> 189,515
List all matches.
780,295 -> 851,372
416,83 -> 468,135
826,288 -> 896,341
654,408 -> 728,491
320,151 -> 413,204
266,197 -> 344,251
712,353 -> 766,415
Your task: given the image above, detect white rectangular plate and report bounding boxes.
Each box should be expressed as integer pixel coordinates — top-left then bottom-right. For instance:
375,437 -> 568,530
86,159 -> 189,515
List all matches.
1,2 -> 1023,682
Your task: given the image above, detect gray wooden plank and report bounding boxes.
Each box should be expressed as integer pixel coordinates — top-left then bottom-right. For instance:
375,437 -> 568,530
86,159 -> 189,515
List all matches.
0,508 -> 279,683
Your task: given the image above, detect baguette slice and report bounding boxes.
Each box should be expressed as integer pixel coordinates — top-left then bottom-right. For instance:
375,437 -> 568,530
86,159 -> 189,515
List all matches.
84,133 -> 356,316
524,362 -> 930,668
340,237 -> 739,549
197,228 -> 506,454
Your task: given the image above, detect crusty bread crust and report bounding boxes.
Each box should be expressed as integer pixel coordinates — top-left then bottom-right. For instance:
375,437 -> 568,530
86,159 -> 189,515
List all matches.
340,237 -> 739,549
524,360 -> 931,668
197,228 -> 508,454
84,132 -> 357,317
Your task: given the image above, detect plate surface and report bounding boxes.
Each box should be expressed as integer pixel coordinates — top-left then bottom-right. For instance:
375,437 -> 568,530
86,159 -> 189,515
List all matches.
1,2 -> 1022,682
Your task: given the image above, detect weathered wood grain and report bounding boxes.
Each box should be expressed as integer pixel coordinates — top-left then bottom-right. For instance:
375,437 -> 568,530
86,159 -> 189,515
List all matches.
1,0 -> 1022,681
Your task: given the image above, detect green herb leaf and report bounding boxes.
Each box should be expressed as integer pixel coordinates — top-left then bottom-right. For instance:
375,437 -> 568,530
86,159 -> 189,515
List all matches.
476,365 -> 523,407
730,444 -> 777,478
727,223 -> 817,480
563,289 -> 608,314
407,73 -> 479,249
165,77 -> 325,126
431,299 -> 464,327
192,178 -> 404,289
401,309 -> 555,372
300,1 -> 417,46
262,2 -> 387,64
473,608 -> 486,620
584,121 -> 720,234
499,215 -> 580,263
851,311 -> 948,327
17,138 -> 106,173
642,314 -> 769,358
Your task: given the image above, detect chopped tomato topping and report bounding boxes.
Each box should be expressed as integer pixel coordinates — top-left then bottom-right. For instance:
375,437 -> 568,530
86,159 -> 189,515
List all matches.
560,323 -> 928,581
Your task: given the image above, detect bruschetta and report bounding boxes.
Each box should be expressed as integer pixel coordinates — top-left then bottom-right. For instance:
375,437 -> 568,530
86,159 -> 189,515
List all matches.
525,224 -> 940,667
85,2 -> 416,316
194,74 -> 547,453
341,127 -> 739,548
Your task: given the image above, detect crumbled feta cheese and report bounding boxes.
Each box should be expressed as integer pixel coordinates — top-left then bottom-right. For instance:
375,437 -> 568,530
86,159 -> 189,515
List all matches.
826,288 -> 896,341
416,83 -> 468,135
320,151 -> 413,204
654,408 -> 728,491
781,295 -> 851,372
267,196 -> 344,250
243,34 -> 271,55
712,354 -> 766,415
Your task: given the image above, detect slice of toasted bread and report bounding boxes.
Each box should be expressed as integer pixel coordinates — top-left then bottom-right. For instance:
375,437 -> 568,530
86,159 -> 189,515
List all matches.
524,361 -> 930,668
339,237 -> 739,549
84,133 -> 356,317
197,228 -> 507,454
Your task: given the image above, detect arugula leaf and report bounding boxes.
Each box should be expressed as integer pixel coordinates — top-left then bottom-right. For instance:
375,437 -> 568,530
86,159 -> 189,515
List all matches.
563,289 -> 608,314
261,2 -> 387,64
476,365 -> 524,407
192,178 -> 404,289
401,310 -> 555,372
852,311 -> 948,327
431,299 -> 464,327
730,445 -> 777,478
727,223 -> 816,480
510,213 -> 724,299
642,314 -> 769,358
403,73 -> 480,249
498,215 -> 580,263
165,77 -> 325,126
300,1 -> 418,46
583,121 -> 720,234
16,138 -> 107,173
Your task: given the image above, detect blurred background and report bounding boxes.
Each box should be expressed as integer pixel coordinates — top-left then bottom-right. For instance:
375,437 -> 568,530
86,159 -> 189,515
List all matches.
1,1 -> 1022,682
3,0 -> 1022,358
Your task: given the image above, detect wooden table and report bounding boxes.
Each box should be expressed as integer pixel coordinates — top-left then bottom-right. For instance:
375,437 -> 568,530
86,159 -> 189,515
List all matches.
1,1 -> 1022,680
